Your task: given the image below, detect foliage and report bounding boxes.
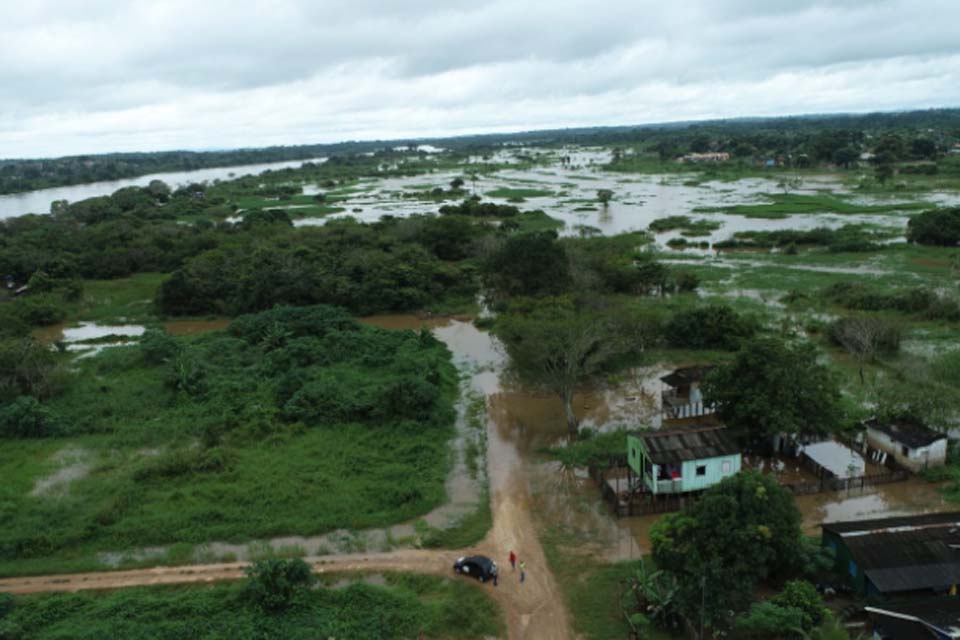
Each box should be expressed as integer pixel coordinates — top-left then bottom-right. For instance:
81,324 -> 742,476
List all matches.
494,297 -> 627,432
0,306 -> 458,569
828,316 -> 901,383
139,328 -> 180,365
546,430 -> 628,468
735,601 -> 807,638
664,304 -> 758,350
1,572 -> 502,639
703,337 -> 845,442
482,232 -> 571,299
821,282 -> 960,321
650,471 -> 804,631
0,338 -> 63,403
244,558 -> 315,612
0,397 -> 63,439
907,207 -> 960,246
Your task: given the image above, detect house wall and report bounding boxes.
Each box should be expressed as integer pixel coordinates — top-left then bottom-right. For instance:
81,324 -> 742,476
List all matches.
822,531 -> 867,594
866,427 -> 947,472
680,453 -> 741,492
627,434 -> 644,476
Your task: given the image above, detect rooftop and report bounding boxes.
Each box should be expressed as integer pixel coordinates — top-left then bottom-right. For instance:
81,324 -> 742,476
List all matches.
865,418 -> 946,449
823,512 -> 960,594
633,423 -> 739,465
867,598 -> 960,639
660,365 -> 714,388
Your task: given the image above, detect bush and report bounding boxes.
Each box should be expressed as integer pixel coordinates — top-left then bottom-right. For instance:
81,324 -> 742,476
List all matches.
244,558 -> 315,612
0,397 -> 62,438
907,207 -> 960,246
140,328 -> 180,365
665,304 -> 757,350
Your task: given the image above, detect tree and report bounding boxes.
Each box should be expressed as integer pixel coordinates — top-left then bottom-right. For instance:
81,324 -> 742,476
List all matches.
449,176 -> 465,190
665,304 -> 757,350
651,471 -> 804,632
702,337 -> 844,443
828,316 -> 900,384
243,558 -> 315,612
0,338 -> 62,403
597,189 -> 614,207
907,207 -> 960,246
482,232 -> 571,300
494,298 -> 625,433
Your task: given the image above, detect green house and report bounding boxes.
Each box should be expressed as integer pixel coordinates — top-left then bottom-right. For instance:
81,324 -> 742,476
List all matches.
627,423 -> 741,495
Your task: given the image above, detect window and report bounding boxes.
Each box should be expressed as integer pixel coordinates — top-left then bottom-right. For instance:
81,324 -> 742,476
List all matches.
722,460 -> 732,474
902,445 -> 909,457
696,465 -> 706,476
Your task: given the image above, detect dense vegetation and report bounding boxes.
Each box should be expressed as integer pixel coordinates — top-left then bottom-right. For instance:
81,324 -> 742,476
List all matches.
0,569 -> 502,639
0,306 -> 458,573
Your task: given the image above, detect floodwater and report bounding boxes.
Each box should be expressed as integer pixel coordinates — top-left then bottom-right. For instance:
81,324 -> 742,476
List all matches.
288,147 -> 918,249
34,321 -> 145,344
0,157 -> 326,220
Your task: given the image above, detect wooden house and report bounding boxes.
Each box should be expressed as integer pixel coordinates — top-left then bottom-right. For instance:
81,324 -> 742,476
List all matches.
660,365 -> 714,419
627,423 -> 741,495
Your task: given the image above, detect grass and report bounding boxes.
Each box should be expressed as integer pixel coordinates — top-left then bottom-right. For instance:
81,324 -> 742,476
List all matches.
73,273 -> 167,323
694,193 -> 932,219
540,523 -> 679,640
2,572 -> 504,639
512,209 -> 565,233
0,308 -> 460,577
484,187 -> 555,199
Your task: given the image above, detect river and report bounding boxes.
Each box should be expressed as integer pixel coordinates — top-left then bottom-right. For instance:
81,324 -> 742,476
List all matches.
0,157 -> 326,220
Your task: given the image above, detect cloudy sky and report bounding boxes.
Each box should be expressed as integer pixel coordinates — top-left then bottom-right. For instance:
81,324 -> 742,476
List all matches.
3,0 -> 959,158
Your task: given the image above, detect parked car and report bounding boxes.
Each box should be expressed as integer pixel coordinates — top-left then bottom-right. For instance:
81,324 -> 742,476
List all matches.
453,555 -> 498,583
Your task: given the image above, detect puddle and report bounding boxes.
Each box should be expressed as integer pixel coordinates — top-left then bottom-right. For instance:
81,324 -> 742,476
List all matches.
30,446 -> 92,498
34,321 -> 146,344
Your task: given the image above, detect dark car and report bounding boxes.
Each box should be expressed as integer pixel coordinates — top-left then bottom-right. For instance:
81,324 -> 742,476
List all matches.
453,555 -> 498,583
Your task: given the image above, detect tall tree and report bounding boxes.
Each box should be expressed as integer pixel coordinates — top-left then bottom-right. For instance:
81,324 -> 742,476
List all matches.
702,337 -> 844,443
494,297 -> 625,433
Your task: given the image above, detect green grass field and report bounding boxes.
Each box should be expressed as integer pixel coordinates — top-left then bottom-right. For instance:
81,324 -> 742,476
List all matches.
1,572 -> 503,640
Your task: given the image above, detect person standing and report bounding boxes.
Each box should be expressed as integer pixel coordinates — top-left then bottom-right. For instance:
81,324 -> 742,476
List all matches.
509,550 -> 517,570
519,561 -> 526,583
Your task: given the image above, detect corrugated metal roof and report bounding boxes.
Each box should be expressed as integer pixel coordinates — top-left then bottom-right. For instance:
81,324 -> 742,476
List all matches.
634,424 -> 739,465
865,418 -> 946,449
827,514 -> 960,593
867,598 -> 960,637
823,512 -> 960,535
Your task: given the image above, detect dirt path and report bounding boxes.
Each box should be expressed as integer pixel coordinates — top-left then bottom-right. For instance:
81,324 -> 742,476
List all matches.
0,319 -> 573,640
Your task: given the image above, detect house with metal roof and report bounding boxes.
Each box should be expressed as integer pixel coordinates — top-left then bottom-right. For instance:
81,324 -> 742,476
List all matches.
865,418 -> 948,472
867,598 -> 960,639
821,512 -> 960,597
626,422 -> 741,495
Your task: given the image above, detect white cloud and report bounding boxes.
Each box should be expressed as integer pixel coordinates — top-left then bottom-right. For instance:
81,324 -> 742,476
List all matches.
0,0 -> 958,157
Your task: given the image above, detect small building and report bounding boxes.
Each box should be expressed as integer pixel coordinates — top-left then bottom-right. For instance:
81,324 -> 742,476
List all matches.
867,598 -> 960,639
821,512 -> 960,598
661,365 -> 714,419
627,423 -> 741,495
865,418 -> 948,472
800,439 -> 869,479
679,152 -> 731,163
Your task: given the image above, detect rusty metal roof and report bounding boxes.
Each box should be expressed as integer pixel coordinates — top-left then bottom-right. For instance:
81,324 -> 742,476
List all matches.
633,423 -> 739,465
865,418 -> 946,449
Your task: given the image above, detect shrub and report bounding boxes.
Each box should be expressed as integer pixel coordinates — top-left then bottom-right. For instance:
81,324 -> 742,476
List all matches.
907,207 -> 960,246
140,328 -> 180,365
0,397 -> 62,438
244,558 -> 315,612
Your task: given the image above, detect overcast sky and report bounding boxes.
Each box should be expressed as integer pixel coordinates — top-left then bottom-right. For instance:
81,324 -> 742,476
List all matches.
3,0 -> 959,158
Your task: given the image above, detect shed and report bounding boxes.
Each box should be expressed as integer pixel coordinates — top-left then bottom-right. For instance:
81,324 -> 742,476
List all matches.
865,418 -> 948,472
821,512 -> 960,597
867,598 -> 960,639
627,422 -> 741,495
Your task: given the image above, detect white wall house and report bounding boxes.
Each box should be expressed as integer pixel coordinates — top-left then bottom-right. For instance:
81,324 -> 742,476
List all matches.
864,419 -> 948,472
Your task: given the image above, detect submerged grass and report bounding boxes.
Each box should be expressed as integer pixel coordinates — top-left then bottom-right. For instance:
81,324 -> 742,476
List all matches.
695,193 -> 931,219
